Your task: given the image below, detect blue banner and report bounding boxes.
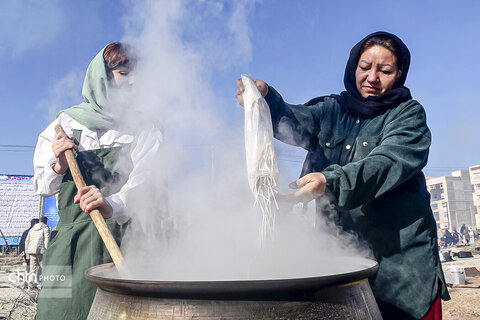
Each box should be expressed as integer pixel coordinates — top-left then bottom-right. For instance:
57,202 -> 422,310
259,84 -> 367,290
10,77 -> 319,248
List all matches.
0,237 -> 20,246
43,195 -> 59,230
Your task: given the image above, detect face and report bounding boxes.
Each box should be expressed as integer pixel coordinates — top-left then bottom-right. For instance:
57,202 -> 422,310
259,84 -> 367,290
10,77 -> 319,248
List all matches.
110,66 -> 135,87
355,45 -> 398,98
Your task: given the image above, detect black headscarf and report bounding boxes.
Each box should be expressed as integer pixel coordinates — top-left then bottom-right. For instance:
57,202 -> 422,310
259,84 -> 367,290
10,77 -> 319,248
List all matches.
306,31 -> 412,117
301,32 -> 412,177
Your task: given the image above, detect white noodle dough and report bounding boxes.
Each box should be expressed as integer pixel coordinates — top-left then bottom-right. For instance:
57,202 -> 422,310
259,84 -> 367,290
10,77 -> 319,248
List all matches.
241,75 -> 279,245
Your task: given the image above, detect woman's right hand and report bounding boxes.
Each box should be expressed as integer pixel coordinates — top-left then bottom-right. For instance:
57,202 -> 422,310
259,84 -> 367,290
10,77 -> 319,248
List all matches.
52,131 -> 77,174
235,78 -> 269,107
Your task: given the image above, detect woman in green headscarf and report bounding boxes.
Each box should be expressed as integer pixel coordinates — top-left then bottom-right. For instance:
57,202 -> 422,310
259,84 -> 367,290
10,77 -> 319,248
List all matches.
33,43 -> 164,319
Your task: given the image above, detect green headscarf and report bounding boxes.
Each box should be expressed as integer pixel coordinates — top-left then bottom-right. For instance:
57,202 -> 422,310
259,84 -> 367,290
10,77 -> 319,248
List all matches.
59,45 -> 117,130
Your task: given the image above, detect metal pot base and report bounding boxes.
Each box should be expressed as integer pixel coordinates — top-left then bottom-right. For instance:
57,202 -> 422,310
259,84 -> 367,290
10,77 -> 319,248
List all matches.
87,279 -> 381,320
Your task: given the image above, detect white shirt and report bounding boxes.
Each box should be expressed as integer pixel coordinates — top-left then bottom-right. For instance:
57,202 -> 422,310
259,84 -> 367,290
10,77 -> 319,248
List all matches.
33,113 -> 163,225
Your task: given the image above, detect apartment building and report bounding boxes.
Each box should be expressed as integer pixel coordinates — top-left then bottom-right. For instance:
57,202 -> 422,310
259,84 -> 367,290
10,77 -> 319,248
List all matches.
426,170 -> 476,231
469,165 -> 480,228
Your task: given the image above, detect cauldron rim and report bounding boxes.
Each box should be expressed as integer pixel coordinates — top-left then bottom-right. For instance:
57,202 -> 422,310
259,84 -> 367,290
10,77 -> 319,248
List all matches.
86,258 -> 378,300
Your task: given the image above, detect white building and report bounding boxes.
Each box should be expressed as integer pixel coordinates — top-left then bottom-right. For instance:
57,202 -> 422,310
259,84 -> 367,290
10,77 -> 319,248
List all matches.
426,170 -> 476,231
469,165 -> 480,228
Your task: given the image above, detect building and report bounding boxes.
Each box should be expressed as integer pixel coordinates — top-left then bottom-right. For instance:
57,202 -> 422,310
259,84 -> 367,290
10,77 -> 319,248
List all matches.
426,170 -> 476,231
469,165 -> 480,228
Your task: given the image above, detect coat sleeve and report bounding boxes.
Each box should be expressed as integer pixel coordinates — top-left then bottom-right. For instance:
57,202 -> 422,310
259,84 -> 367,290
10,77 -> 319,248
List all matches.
264,86 -> 324,152
33,116 -> 66,197
43,227 -> 50,249
105,124 -> 164,225
25,231 -> 31,254
322,100 -> 431,209
19,230 -> 27,253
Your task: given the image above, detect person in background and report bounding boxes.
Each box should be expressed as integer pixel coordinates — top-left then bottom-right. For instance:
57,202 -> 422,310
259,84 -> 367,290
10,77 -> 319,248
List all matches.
49,229 -> 58,241
460,223 -> 467,245
236,31 -> 449,319
468,227 -> 475,247
19,218 -> 39,273
444,229 -> 454,247
33,43 -> 164,320
452,228 -> 459,246
25,217 -> 49,289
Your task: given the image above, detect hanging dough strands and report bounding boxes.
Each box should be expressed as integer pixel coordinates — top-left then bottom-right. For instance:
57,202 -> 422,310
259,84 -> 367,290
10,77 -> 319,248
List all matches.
242,75 -> 279,246
253,144 -> 278,244
54,124 -> 132,278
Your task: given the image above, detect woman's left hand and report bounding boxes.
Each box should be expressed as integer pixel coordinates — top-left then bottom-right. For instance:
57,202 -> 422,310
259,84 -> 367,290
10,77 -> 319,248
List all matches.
287,172 -> 327,204
74,185 -> 113,219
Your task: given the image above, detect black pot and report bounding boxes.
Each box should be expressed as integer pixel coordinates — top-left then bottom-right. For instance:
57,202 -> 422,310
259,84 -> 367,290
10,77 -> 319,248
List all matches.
86,258 -> 382,319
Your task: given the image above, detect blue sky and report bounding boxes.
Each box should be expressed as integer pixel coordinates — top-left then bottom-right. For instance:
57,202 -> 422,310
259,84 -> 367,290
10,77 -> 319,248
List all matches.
1,0 -> 479,181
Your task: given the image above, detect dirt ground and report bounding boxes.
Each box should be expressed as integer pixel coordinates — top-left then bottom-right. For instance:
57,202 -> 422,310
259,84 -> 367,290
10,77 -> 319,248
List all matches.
0,256 -> 36,320
441,246 -> 480,320
0,251 -> 479,319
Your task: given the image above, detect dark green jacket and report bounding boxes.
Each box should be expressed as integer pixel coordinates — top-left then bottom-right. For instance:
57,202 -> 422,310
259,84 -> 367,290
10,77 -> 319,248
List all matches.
265,86 -> 449,319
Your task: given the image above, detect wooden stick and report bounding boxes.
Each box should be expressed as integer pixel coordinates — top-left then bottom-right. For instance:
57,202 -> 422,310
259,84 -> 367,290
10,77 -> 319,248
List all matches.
54,124 -> 132,278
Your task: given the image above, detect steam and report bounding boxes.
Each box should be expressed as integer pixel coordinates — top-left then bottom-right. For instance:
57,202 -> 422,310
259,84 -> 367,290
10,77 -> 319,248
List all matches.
37,69 -> 84,121
104,0 -> 371,280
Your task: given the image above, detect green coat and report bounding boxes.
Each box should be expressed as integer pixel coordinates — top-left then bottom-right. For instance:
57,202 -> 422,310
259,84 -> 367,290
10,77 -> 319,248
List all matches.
36,130 -> 130,320
265,86 -> 449,319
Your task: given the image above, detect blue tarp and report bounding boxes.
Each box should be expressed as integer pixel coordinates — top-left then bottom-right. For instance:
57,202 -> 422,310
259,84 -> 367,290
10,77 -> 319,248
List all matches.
0,237 -> 21,246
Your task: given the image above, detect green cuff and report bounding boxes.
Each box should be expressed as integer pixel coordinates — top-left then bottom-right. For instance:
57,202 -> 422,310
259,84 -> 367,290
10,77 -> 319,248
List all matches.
322,170 -> 339,198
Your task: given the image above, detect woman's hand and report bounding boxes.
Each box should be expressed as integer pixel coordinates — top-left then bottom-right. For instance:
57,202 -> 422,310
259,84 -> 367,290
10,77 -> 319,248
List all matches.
74,185 -> 113,219
287,172 -> 327,204
235,78 -> 269,107
52,131 -> 77,174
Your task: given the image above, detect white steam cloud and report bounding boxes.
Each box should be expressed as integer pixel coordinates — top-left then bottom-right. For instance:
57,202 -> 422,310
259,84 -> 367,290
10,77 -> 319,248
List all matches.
108,0 -> 372,280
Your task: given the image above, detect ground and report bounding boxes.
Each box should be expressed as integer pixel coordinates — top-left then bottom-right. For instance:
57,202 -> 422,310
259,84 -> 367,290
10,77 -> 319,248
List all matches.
0,255 -> 36,320
0,250 -> 479,319
441,246 -> 480,320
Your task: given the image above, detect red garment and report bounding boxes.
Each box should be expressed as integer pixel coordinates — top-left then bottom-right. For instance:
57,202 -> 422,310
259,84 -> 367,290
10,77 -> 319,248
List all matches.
421,294 -> 442,320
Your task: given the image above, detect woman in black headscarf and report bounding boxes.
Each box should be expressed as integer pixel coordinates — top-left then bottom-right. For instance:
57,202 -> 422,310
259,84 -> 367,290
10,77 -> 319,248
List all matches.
236,31 -> 449,319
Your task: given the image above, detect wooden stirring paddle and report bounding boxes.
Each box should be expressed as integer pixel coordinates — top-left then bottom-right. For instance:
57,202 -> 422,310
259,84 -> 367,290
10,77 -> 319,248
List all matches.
54,124 -> 132,278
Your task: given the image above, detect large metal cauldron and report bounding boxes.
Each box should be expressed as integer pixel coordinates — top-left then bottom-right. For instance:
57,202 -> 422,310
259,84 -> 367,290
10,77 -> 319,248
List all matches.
86,259 -> 382,319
